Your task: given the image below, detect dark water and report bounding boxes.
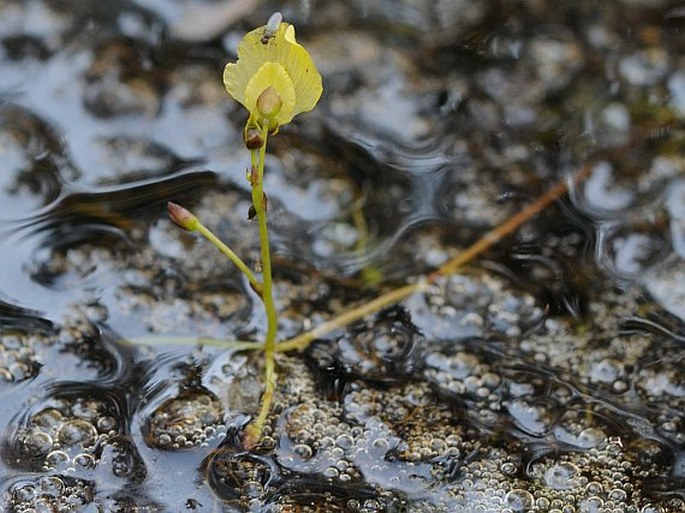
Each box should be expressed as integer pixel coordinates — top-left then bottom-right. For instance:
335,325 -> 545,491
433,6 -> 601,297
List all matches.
1,0 -> 685,512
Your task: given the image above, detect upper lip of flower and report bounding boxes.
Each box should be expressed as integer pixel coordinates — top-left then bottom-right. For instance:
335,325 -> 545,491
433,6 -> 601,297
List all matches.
223,21 -> 323,128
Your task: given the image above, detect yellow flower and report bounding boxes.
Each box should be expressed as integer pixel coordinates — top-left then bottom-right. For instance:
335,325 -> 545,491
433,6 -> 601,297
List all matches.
223,19 -> 323,128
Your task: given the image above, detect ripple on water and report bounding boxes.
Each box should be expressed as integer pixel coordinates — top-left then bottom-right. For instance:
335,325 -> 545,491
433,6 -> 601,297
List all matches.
0,106 -> 75,217
307,306 -> 424,384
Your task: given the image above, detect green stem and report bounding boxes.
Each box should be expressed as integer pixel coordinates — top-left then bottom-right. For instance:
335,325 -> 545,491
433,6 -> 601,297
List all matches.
125,336 -> 263,350
252,124 -> 278,353
194,221 -> 262,296
245,350 -> 276,446
247,121 -> 279,441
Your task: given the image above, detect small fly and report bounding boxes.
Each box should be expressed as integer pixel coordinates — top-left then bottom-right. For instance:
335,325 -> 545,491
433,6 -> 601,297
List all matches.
260,12 -> 282,45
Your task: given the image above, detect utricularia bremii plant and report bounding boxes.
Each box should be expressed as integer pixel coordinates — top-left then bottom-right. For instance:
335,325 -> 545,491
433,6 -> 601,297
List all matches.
167,12 -> 322,447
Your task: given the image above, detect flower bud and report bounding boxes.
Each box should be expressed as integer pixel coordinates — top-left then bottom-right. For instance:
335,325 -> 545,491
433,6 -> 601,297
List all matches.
256,86 -> 282,121
167,202 -> 199,231
243,126 -> 264,149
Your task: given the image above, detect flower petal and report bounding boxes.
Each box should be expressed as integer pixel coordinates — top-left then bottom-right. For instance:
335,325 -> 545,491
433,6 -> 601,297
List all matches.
245,62 -> 296,124
223,21 -> 322,125
282,38 -> 323,117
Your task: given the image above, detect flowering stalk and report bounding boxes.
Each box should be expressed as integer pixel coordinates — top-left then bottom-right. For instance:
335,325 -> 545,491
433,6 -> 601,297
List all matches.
243,123 -> 278,446
222,13 -> 323,446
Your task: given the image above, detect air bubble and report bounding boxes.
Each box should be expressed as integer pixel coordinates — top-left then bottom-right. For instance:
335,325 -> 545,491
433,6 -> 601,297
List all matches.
640,505 -> 665,513
323,466 -> 339,478
500,462 -> 518,475
608,488 -> 627,502
336,434 -> 353,449
44,450 -> 70,469
39,476 -> 64,495
371,437 -> 389,451
578,496 -> 603,513
293,444 -> 313,459
32,408 -> 64,429
555,426 -> 606,449
586,481 -> 603,495
96,416 -> 118,433
504,489 -> 534,511
24,431 -> 54,456
591,358 -> 624,384
244,480 -> 264,497
544,462 -> 580,490
57,419 -> 97,448
73,453 -> 96,469
661,421 -> 676,433
507,399 -> 553,436
612,380 -> 628,393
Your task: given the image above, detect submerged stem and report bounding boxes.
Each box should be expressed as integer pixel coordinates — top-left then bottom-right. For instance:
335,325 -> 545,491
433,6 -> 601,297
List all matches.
432,163 -> 592,278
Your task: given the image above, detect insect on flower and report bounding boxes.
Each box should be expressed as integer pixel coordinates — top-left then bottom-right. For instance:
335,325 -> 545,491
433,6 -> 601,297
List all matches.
260,12 -> 282,45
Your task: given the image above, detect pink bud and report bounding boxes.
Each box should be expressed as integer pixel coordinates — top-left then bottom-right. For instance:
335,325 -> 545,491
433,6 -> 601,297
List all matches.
167,202 -> 199,231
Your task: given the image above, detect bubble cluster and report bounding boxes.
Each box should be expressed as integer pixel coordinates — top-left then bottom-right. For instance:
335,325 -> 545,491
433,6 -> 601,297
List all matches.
0,329 -> 47,383
414,272 -> 543,341
12,396 -> 119,472
423,344 -> 505,427
146,390 -> 225,450
3,475 -> 95,513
